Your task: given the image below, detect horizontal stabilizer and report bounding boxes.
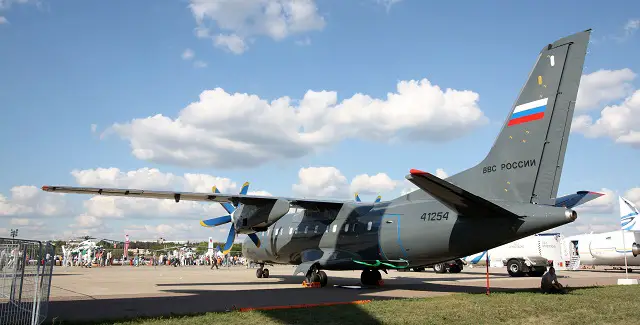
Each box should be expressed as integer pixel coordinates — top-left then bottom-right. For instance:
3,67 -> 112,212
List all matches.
405,169 -> 520,218
554,191 -> 604,209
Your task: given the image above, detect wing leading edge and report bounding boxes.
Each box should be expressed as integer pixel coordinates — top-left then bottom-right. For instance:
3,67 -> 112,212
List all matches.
40,185 -> 346,210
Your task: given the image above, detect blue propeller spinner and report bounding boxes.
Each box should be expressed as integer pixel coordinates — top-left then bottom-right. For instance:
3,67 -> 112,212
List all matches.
199,182 -> 261,254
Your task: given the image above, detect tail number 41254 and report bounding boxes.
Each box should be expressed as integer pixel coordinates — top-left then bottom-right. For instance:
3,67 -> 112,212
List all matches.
421,212 -> 449,221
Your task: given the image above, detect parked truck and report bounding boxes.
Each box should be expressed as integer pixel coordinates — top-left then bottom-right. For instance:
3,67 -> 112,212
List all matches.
462,232 -> 567,277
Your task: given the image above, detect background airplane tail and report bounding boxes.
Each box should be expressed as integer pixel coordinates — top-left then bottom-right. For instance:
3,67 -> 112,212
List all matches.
447,30 -> 591,205
620,196 -> 640,231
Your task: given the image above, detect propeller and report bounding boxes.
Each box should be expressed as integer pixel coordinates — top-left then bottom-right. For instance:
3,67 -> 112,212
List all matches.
199,182 -> 261,254
354,192 -> 382,203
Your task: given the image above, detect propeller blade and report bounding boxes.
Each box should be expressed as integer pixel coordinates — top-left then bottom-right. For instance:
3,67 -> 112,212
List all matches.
199,215 -> 232,228
232,181 -> 250,208
355,192 -> 361,202
212,185 -> 235,213
222,226 -> 236,254
247,233 -> 261,248
375,195 -> 382,203
239,181 -> 250,195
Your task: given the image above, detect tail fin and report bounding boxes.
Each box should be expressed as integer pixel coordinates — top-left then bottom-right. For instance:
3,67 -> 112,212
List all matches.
448,29 -> 591,205
620,196 -> 640,231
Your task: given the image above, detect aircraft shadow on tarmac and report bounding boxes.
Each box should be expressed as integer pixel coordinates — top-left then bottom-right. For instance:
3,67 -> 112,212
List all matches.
47,275 -> 595,325
154,271 -> 514,287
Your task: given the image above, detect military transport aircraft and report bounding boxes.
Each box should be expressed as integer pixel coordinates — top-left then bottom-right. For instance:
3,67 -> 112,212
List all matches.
42,29 -> 592,287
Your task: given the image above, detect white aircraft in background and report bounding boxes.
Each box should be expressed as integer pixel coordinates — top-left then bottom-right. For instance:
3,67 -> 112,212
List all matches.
563,196 -> 640,267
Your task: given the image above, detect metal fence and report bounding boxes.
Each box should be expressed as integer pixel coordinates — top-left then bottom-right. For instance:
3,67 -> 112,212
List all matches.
0,238 -> 54,325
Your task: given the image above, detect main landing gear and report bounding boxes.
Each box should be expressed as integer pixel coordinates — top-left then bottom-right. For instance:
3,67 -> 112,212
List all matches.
256,264 -> 270,278
360,269 -> 382,286
304,268 -> 328,287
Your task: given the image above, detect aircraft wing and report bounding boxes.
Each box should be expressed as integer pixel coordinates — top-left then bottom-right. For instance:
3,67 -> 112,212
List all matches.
553,191 -> 604,209
40,185 -> 346,210
405,169 -> 520,218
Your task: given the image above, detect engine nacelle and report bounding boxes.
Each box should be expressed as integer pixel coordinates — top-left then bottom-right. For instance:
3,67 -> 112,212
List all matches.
232,199 -> 291,234
633,243 -> 639,257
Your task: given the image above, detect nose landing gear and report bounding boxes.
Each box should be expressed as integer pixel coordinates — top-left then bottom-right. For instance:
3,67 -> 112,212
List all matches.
256,263 -> 269,278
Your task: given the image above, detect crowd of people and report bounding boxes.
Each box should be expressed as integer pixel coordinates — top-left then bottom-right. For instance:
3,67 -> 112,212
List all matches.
55,246 -> 252,269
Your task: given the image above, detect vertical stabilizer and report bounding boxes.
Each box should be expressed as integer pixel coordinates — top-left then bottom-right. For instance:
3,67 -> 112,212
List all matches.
446,30 -> 591,205
620,196 -> 640,231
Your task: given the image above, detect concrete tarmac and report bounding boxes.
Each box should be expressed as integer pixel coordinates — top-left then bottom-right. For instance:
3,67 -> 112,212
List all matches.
47,264 -> 640,323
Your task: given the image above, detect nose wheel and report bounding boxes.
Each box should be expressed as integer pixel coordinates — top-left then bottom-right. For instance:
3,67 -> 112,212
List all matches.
360,269 -> 382,286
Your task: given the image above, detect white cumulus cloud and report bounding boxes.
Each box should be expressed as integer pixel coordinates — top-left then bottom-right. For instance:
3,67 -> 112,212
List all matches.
573,89 -> 640,148
350,173 -> 398,195
182,48 -> 195,60
575,69 -> 636,111
103,79 -> 487,169
0,185 -> 68,217
188,0 -> 326,54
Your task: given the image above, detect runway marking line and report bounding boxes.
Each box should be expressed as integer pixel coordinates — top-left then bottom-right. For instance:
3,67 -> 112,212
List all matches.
237,300 -> 372,312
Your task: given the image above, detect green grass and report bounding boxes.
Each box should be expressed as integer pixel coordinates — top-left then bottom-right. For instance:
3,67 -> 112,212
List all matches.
64,285 -> 640,325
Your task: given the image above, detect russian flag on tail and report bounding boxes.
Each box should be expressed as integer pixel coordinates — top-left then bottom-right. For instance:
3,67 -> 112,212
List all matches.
508,98 -> 548,127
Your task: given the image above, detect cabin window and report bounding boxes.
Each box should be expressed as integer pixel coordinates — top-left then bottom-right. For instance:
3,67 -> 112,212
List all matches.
314,225 -> 319,233
289,228 -> 293,235
304,226 -> 308,234
367,221 -> 372,231
332,224 -> 337,232
344,224 -> 349,232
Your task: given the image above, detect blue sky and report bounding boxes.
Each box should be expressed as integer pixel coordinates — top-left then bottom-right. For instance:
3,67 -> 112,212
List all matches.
1,0 -> 639,242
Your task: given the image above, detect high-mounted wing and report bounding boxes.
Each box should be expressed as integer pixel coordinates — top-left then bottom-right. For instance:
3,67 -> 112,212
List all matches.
405,169 -> 519,218
40,185 -> 346,210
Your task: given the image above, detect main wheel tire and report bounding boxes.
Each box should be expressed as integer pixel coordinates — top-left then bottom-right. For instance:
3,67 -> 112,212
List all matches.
262,268 -> 270,278
449,265 -> 462,273
308,272 -> 320,284
507,259 -> 523,277
318,271 -> 328,287
434,263 -> 447,273
360,270 -> 373,286
373,270 -> 382,284
256,269 -> 263,278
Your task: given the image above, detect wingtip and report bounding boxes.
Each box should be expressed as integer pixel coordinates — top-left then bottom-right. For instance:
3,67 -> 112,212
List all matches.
589,191 -> 605,196
409,169 -> 429,175
41,186 -> 50,191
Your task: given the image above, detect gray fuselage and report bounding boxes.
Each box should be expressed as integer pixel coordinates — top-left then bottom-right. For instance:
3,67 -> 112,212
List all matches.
242,196 -> 573,270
